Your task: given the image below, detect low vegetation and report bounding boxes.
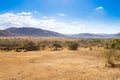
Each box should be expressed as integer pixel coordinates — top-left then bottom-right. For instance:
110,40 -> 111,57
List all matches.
66,41 -> 79,50
104,39 -> 120,68
51,41 -> 63,51
0,37 -> 120,68
0,38 -> 104,51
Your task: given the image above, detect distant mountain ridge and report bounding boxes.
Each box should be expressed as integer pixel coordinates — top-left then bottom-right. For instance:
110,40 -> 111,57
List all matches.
65,33 -> 120,38
0,27 -> 120,38
0,27 -> 64,37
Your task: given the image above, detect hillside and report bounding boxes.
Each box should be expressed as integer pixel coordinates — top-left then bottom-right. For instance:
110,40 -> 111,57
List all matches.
0,30 -> 12,36
4,27 -> 64,37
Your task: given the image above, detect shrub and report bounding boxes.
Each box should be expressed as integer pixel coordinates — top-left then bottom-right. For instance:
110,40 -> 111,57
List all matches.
104,49 -> 120,68
38,41 -> 51,50
104,49 -> 116,67
39,44 -> 46,50
24,41 -> 40,51
105,39 -> 120,50
51,41 -> 63,51
89,47 -> 92,50
67,41 -> 79,50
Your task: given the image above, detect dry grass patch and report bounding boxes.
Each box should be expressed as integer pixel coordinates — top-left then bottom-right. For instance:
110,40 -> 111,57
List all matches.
0,49 -> 120,80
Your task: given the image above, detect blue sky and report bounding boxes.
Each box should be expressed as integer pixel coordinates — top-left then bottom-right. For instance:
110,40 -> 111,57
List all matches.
0,0 -> 120,34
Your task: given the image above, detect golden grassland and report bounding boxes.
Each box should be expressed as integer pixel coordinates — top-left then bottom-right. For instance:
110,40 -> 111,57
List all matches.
0,48 -> 120,80
0,36 -> 78,42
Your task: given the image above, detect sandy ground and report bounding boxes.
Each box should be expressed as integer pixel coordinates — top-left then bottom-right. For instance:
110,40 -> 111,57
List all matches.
0,49 -> 120,80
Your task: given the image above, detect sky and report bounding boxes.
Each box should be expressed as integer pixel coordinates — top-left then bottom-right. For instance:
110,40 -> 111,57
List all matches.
0,0 -> 120,34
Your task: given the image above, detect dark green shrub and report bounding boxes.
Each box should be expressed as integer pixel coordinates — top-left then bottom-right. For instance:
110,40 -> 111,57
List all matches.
105,39 -> 120,50
51,41 -> 63,51
24,41 -> 40,51
67,41 -> 79,50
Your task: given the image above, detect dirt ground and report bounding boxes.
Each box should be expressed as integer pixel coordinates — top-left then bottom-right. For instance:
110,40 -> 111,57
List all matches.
0,49 -> 120,80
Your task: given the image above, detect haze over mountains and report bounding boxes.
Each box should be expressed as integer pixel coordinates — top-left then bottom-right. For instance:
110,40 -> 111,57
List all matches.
0,27 -> 120,38
66,33 -> 120,38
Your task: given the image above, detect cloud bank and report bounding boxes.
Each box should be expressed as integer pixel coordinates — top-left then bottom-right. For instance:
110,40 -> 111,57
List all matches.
0,12 -> 83,34
0,12 -> 118,34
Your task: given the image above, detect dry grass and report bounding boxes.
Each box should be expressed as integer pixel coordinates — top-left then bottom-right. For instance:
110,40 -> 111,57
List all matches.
0,36 -> 78,42
0,49 -> 120,80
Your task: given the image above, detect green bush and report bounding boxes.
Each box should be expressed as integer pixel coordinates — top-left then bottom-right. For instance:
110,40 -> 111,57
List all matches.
24,41 -> 40,51
67,41 -> 79,50
105,39 -> 120,50
51,41 -> 63,51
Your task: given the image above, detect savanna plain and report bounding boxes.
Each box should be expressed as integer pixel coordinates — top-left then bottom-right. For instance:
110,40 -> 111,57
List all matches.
0,37 -> 120,80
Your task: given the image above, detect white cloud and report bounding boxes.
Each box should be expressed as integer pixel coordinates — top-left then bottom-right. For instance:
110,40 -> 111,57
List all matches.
58,13 -> 66,16
0,12 -> 83,34
17,12 -> 32,16
94,6 -> 104,15
0,12 -> 119,34
39,19 -> 83,34
96,6 -> 103,11
0,12 -> 37,28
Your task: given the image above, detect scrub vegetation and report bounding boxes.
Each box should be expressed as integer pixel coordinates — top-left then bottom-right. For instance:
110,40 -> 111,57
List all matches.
0,37 -> 120,80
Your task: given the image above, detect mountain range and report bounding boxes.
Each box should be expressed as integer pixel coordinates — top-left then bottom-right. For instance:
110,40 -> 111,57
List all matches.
66,33 -> 120,38
0,27 -> 120,38
0,27 -> 64,37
